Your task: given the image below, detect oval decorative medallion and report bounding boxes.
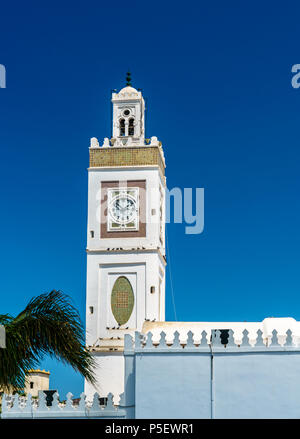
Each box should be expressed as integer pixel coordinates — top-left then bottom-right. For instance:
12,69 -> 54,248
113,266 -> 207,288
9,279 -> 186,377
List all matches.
111,276 -> 134,326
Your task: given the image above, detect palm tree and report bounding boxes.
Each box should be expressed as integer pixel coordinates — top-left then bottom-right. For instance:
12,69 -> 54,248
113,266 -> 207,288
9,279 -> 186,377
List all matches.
0,290 -> 96,392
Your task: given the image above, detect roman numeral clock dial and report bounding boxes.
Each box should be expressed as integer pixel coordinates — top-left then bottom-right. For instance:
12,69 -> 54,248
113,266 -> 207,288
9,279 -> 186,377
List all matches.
107,188 -> 139,231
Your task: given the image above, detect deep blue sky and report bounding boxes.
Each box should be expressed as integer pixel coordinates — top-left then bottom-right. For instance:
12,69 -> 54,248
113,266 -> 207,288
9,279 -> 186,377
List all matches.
1,1 -> 300,396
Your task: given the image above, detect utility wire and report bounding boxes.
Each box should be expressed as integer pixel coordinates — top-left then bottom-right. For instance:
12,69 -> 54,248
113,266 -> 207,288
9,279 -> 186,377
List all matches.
166,224 -> 178,321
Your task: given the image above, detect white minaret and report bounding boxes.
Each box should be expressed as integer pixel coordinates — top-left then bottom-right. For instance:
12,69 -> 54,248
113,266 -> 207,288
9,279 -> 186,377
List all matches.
84,75 -> 166,401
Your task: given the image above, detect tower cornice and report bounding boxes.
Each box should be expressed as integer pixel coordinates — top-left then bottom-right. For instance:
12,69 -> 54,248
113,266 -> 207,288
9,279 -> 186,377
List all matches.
86,248 -> 167,266
89,145 -> 165,176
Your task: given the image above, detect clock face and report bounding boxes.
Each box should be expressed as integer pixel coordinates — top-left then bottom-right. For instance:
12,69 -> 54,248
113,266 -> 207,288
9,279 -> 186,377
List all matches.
107,188 -> 139,231
110,195 -> 137,224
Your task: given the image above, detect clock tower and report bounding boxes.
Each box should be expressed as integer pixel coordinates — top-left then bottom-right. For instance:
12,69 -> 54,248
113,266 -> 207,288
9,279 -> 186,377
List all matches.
84,77 -> 166,400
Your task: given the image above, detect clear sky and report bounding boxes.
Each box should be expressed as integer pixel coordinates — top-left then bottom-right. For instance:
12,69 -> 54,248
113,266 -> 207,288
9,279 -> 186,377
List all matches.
1,0 -> 300,397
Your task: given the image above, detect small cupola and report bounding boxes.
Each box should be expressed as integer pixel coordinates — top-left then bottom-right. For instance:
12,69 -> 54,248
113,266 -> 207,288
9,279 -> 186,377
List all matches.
111,73 -> 145,144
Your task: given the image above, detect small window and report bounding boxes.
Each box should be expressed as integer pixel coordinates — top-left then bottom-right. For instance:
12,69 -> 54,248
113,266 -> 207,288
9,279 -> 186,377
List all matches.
30,382 -> 34,389
90,231 -> 94,238
150,286 -> 155,294
119,118 -> 125,136
89,306 -> 94,314
128,118 -> 134,136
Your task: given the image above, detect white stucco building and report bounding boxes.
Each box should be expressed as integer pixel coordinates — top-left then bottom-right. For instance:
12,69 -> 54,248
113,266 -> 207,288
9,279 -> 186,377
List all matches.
24,369 -> 50,398
3,77 -> 300,420
84,77 -> 300,402
85,76 -> 166,399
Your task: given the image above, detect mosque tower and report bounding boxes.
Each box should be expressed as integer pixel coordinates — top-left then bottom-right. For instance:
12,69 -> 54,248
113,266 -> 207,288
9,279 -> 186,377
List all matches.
84,74 -> 166,399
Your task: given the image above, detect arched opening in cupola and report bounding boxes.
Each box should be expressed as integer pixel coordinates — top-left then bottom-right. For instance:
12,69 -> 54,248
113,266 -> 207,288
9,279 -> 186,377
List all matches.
119,118 -> 125,136
128,118 -> 135,136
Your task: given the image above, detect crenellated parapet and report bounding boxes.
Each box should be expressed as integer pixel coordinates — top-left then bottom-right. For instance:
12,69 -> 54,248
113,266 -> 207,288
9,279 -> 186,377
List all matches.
124,328 -> 300,354
1,391 -> 131,419
89,136 -> 163,149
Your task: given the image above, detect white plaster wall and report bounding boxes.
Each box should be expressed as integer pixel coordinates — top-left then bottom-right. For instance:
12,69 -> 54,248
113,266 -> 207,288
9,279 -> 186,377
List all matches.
86,251 -> 165,345
135,353 -> 211,419
84,353 -> 124,402
85,165 -> 166,402
214,352 -> 300,418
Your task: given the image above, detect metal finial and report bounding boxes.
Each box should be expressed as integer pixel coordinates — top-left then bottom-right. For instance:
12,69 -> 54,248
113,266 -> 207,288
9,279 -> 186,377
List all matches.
126,71 -> 132,86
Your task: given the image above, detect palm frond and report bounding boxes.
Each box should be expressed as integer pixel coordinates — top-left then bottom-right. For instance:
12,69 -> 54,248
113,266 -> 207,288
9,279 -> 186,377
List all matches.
0,290 -> 96,391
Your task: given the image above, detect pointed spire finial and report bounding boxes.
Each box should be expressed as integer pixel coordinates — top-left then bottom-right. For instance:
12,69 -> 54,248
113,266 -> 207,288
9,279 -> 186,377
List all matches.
126,71 -> 132,86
